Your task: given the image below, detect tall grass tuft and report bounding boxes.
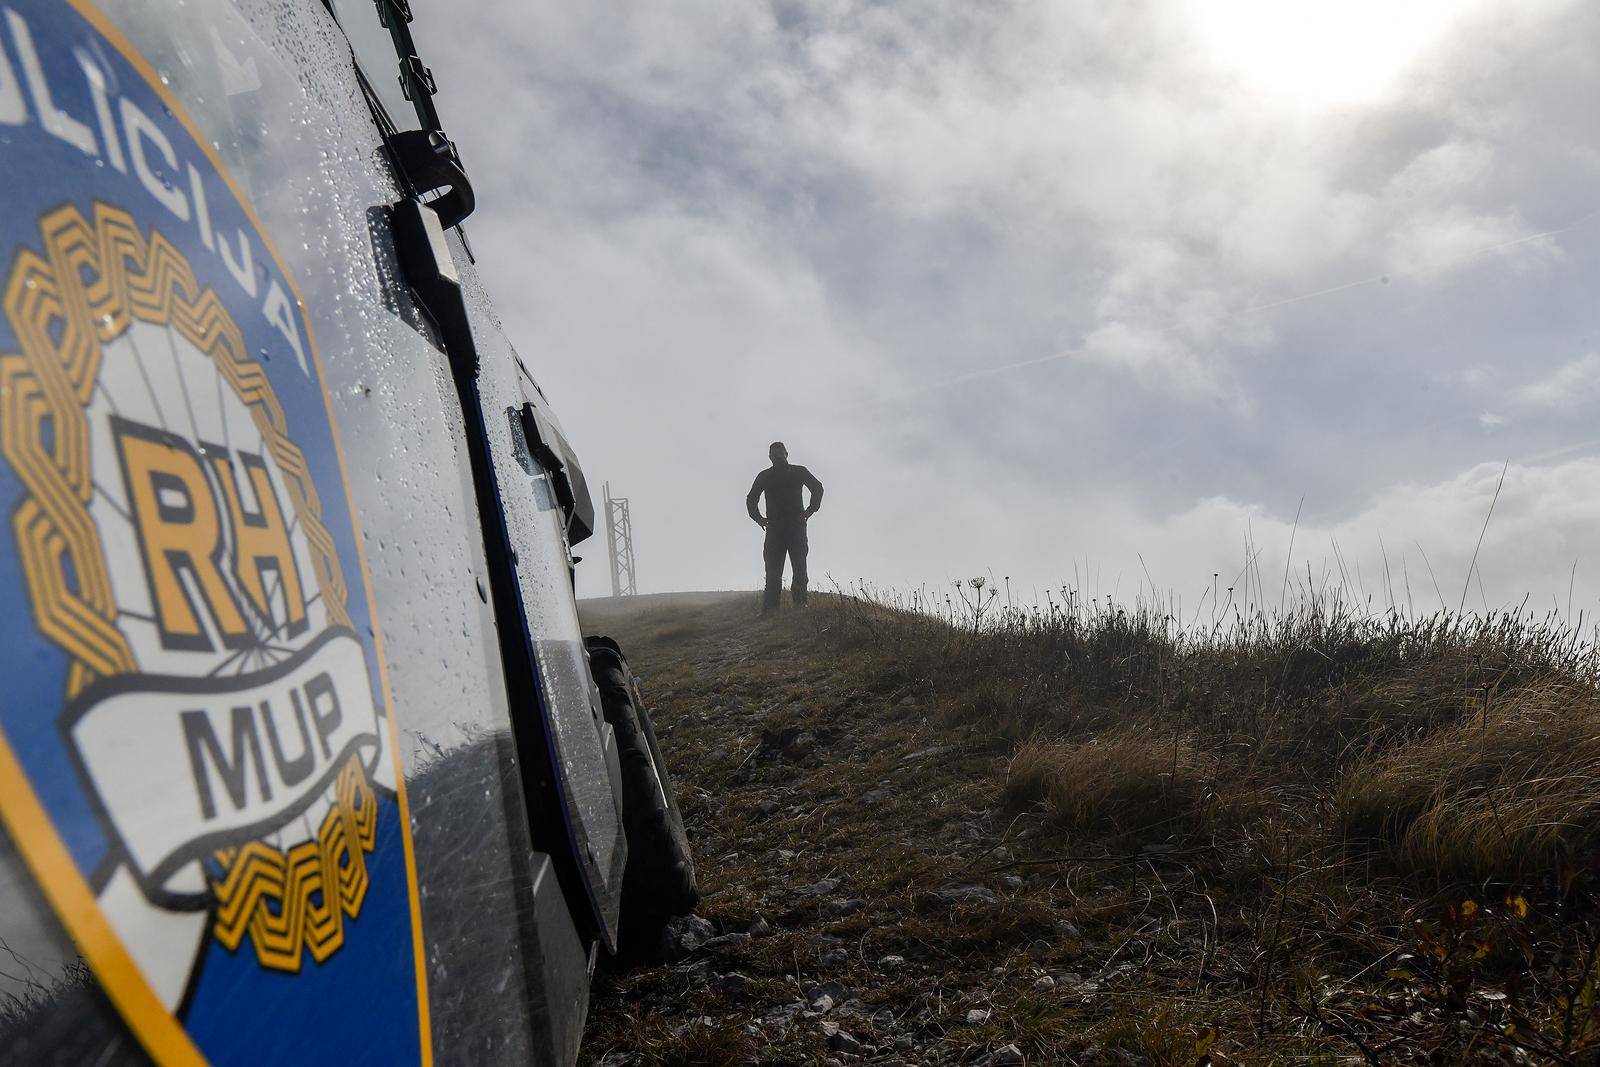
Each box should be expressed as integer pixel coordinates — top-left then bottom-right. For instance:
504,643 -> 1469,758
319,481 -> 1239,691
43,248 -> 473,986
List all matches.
1005,728 -> 1213,834
1337,685 -> 1600,881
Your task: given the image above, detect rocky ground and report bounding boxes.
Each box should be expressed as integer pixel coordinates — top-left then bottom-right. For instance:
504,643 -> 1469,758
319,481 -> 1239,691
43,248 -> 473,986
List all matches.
577,593 -> 1216,1067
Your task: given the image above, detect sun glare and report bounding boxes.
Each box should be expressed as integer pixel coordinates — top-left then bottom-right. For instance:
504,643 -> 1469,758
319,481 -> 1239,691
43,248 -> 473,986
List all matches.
1189,0 -> 1480,106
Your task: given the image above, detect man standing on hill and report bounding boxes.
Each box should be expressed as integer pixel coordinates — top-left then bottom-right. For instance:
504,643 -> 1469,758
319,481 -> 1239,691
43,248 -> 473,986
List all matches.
747,442 -> 824,613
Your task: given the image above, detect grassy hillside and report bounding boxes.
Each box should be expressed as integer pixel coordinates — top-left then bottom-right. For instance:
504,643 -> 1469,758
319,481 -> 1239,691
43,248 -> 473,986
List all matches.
580,589 -> 1600,1066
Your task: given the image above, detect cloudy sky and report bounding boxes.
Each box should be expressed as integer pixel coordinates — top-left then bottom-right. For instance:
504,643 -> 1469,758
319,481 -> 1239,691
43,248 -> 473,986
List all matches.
420,0 -> 1599,615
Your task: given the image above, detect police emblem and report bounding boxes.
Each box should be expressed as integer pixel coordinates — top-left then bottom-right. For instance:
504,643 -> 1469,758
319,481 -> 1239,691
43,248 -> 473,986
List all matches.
0,2 -> 430,1063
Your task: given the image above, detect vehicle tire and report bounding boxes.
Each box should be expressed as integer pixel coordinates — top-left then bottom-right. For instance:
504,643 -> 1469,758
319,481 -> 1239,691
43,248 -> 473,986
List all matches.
585,636 -> 698,952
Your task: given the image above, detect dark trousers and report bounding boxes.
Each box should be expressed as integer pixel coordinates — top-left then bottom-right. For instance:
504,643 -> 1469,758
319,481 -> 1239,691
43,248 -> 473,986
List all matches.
763,520 -> 808,611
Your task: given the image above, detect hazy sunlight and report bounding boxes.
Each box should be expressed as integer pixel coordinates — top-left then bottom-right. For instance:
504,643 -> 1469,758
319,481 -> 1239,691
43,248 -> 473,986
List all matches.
1190,0 -> 1481,104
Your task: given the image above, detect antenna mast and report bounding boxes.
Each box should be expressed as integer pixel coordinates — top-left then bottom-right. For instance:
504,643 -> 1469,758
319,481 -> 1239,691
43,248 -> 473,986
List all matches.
603,482 -> 637,597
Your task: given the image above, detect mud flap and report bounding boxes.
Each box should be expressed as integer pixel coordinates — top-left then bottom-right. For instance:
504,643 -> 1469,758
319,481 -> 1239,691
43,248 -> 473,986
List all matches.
585,637 -> 698,950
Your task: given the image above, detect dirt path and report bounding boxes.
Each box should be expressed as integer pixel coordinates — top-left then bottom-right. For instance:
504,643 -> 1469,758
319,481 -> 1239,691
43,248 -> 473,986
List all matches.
576,595 -> 1111,1067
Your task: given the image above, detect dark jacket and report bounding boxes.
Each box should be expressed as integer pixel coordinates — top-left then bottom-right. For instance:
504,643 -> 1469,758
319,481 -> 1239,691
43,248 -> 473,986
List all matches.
747,464 -> 823,525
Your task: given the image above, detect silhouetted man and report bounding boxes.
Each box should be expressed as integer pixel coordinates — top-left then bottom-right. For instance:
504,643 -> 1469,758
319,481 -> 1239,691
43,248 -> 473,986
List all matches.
747,442 -> 823,613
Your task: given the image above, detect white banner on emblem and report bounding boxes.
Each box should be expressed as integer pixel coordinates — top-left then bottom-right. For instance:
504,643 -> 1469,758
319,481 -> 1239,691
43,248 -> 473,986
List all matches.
69,628 -> 383,892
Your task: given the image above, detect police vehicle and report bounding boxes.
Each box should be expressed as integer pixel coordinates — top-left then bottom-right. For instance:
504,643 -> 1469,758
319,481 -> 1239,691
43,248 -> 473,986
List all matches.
0,1 -> 696,1062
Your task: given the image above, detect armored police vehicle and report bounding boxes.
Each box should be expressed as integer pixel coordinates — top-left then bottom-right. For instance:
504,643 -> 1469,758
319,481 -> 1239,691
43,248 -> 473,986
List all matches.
0,1 -> 696,1063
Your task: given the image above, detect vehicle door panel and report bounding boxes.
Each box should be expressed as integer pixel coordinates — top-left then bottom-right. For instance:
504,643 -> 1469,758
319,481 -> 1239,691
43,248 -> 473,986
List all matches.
450,232 -> 629,944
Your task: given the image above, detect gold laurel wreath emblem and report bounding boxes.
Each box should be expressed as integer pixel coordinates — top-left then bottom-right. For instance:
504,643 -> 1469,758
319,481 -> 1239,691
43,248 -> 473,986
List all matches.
211,757 -> 378,971
0,201 -> 378,973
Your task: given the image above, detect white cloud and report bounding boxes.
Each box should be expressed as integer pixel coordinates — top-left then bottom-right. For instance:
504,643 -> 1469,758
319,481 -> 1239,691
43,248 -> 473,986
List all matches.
1386,140 -> 1496,202
1074,322 -> 1225,402
1510,353 -> 1600,411
1385,208 -> 1558,281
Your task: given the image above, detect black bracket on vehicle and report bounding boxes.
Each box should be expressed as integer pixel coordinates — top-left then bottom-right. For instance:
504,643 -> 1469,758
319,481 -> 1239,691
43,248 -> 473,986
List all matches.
518,403 -> 596,545
391,197 -> 477,376
388,130 -> 474,230
518,405 -> 577,512
399,54 -> 437,102
374,0 -> 411,26
367,0 -> 476,229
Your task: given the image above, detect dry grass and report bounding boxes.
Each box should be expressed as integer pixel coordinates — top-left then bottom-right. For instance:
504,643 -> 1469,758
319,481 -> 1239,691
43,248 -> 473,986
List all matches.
820,582 -> 1600,889
1004,728 -> 1214,835
577,588 -> 1600,1065
801,585 -> 1600,1061
1338,685 -> 1600,881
